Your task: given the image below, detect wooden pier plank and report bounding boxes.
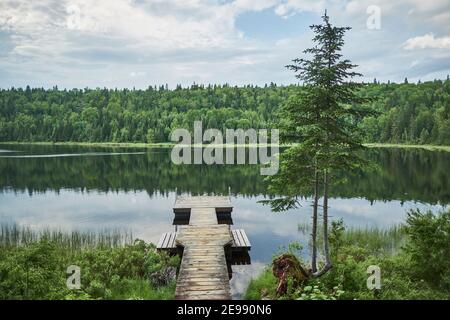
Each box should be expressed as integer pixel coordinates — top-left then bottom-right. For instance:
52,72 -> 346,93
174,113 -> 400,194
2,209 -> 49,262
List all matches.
231,229 -> 251,249
156,232 -> 167,249
157,196 -> 251,300
239,229 -> 251,248
162,232 -> 171,248
174,196 -> 232,211
174,196 -> 233,300
158,229 -> 251,251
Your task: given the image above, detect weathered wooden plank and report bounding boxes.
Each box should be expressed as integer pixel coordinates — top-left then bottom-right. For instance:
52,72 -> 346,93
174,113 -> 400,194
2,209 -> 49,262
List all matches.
182,263 -> 225,271
181,263 -> 226,269
175,284 -> 230,291
174,196 -> 231,210
171,232 -> 177,247
183,246 -> 227,250
162,232 -> 170,248
163,232 -> 171,248
171,195 -> 243,300
237,229 -> 247,247
170,232 -> 177,248
176,288 -> 229,294
156,232 -> 167,249
238,229 -> 251,248
156,233 -> 165,248
177,279 -> 229,285
176,289 -> 229,295
234,229 -> 244,247
238,229 -> 247,247
181,253 -> 224,258
233,229 -> 240,247
162,232 -> 172,248
178,275 -> 229,281
183,253 -> 222,258
182,257 -> 225,262
182,257 -> 226,262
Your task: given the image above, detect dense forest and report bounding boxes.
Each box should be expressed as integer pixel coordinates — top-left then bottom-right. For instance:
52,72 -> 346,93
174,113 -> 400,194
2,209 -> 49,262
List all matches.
0,79 -> 449,145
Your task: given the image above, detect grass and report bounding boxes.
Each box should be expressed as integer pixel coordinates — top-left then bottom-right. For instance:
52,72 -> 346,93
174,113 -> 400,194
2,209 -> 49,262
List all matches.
244,268 -> 278,300
338,225 -> 405,254
0,223 -> 133,249
297,221 -> 405,254
108,279 -> 176,300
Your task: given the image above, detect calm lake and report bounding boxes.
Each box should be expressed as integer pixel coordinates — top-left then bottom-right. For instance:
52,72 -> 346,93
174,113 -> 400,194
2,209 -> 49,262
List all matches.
0,143 -> 448,298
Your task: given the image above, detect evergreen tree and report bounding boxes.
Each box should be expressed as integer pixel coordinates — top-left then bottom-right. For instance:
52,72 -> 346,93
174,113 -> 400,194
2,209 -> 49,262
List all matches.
264,12 -> 375,276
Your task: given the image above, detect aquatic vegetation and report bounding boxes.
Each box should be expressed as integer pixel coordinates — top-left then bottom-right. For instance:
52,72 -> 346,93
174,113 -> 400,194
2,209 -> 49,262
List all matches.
298,220 -> 405,255
0,223 -> 133,249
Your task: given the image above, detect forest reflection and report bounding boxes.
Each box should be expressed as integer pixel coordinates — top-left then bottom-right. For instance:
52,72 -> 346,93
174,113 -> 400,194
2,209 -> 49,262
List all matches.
0,144 -> 448,205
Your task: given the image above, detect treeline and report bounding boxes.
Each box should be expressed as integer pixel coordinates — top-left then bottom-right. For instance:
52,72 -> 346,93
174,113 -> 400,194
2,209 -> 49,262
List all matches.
361,79 -> 450,145
0,79 -> 449,144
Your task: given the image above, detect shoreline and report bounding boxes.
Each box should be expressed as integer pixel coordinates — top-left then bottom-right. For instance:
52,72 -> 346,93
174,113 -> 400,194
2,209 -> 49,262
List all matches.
364,143 -> 450,152
1,141 -> 449,152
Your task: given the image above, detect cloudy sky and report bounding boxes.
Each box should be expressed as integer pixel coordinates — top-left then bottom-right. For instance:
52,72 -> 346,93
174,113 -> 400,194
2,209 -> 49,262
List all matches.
0,0 -> 449,89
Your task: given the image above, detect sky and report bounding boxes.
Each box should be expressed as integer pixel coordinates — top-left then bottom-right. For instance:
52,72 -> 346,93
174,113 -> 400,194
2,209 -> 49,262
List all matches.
0,0 -> 450,89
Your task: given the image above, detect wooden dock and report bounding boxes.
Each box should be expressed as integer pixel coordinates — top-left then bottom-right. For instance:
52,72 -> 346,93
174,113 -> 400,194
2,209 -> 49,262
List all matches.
157,195 -> 251,300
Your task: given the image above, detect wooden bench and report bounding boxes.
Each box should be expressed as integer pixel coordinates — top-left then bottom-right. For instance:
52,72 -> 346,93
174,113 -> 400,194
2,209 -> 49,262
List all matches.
231,229 -> 251,250
156,232 -> 178,250
157,229 -> 251,251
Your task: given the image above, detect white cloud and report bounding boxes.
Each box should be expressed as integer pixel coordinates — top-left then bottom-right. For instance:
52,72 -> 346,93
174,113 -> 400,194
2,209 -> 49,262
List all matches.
232,0 -> 279,13
130,71 -> 146,77
0,0 -> 450,87
403,33 -> 450,50
1,0 -> 240,52
274,0 -> 326,18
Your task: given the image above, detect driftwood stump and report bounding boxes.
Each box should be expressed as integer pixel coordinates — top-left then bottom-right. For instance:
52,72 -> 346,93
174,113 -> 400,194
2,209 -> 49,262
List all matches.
272,253 -> 309,296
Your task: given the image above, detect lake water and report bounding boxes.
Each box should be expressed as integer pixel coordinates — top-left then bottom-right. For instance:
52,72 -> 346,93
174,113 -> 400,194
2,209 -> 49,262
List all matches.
0,143 -> 448,298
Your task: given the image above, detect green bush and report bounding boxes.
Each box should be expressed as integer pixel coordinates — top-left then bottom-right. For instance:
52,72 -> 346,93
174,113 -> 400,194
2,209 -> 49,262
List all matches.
403,209 -> 450,290
0,238 -> 69,299
245,209 -> 450,300
0,236 -> 179,300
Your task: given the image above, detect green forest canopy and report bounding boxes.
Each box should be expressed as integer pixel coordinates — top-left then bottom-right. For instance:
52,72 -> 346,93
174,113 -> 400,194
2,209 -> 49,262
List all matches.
1,79 -> 449,145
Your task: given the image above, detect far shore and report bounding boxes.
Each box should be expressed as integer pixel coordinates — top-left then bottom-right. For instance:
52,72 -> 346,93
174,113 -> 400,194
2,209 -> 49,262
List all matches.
1,141 -> 449,152
364,143 -> 450,152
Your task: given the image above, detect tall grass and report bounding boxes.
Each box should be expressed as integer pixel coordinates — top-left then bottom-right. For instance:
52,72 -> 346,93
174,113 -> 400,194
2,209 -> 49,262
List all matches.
298,221 -> 405,254
0,223 -> 133,249
340,225 -> 405,253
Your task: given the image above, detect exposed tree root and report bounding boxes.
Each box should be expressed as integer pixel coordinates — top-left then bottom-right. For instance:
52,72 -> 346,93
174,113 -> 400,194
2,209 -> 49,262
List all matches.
272,253 -> 309,296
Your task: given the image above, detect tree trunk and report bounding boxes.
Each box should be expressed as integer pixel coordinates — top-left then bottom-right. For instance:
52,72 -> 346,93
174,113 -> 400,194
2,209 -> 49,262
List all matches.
322,169 -> 331,266
311,168 -> 319,273
313,169 -> 332,277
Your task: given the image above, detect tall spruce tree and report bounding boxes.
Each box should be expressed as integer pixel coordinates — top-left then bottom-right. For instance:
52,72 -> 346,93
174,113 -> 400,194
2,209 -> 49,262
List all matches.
264,12 -> 375,277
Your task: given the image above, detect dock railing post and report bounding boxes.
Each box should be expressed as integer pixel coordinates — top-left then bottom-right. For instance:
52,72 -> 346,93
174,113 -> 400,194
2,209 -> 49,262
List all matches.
228,186 -> 231,202
174,187 -> 178,205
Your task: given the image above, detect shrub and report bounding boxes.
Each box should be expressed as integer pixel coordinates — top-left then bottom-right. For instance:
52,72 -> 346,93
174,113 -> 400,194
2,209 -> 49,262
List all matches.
0,234 -> 179,300
403,209 -> 450,290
